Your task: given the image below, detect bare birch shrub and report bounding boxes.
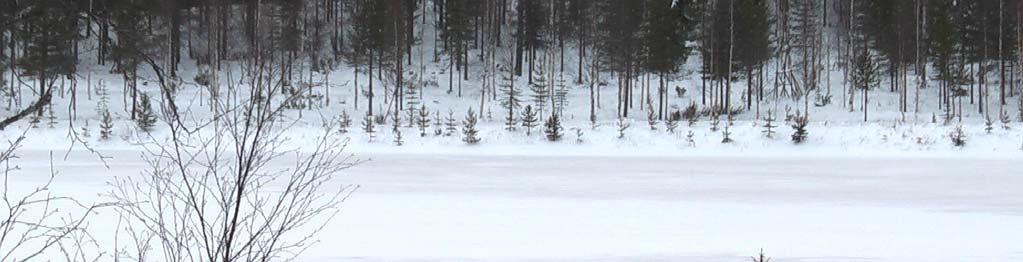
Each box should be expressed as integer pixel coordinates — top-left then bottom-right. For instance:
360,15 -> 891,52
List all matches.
1,135 -> 108,262
110,58 -> 359,262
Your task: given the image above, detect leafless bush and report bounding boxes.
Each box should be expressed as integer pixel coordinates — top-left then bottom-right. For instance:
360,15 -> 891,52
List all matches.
110,58 -> 359,262
1,135 -> 108,262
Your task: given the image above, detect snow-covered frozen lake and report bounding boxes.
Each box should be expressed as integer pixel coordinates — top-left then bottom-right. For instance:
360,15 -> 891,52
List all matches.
16,151 -> 1023,262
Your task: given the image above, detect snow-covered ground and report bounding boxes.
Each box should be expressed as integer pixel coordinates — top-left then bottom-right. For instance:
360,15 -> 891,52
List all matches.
10,150 -> 1022,262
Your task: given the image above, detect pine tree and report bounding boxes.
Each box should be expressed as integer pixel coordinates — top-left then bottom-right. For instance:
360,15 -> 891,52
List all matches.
462,108 -> 481,144
445,111 -> 459,136
665,110 -> 681,134
686,130 -> 696,147
791,114 -> 809,144
647,108 -> 658,130
616,117 -> 631,139
417,105 -> 432,137
362,113 -> 377,141
99,110 -> 114,140
721,124 -> 734,143
986,116 -> 996,133
544,114 -> 563,141
434,111 -> 445,136
683,102 -> 699,126
852,45 -> 881,122
520,105 -> 539,136
392,113 -> 404,146
339,110 -> 353,133
530,56 -> 551,117
950,126 -> 967,147
762,110 -> 777,138
499,63 -> 522,131
136,93 -> 158,133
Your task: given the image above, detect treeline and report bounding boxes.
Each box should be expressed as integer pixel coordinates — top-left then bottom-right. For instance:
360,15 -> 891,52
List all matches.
0,0 -> 1020,129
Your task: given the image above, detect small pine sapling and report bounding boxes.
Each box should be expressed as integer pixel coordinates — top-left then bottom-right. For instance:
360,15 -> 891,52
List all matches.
393,127 -> 404,146
417,105 -> 432,137
434,111 -> 444,136
46,104 -> 57,128
362,113 -> 376,141
445,111 -> 459,136
791,114 -> 809,144
99,110 -> 114,140
1000,110 -> 1012,130
574,128 -> 584,143
682,102 -> 699,126
762,110 -> 777,138
685,130 -> 696,147
406,103 -> 418,127
710,115 -> 721,132
339,110 -> 353,133
616,117 -> 631,139
504,107 -> 518,131
462,108 -> 481,144
520,105 -> 539,136
647,109 -> 657,131
390,113 -> 402,137
80,120 -> 91,138
949,126 -> 967,147
985,116 -> 995,134
136,93 -> 158,133
665,110 -> 681,133
752,249 -> 771,262
544,114 -> 563,142
721,124 -> 734,143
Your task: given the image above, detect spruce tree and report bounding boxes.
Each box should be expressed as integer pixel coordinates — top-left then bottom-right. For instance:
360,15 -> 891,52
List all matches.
950,126 -> 967,147
339,110 -> 353,134
852,46 -> 881,122
392,113 -> 404,146
445,111 -> 459,136
136,93 -> 157,133
791,114 -> 809,144
520,105 -> 539,136
529,57 -> 551,117
616,117 -> 631,139
362,113 -> 377,141
462,108 -> 481,144
417,105 -> 431,137
544,114 -> 563,142
100,110 -> 114,140
499,63 -> 522,131
665,110 -> 681,133
762,110 -> 777,138
434,111 -> 444,136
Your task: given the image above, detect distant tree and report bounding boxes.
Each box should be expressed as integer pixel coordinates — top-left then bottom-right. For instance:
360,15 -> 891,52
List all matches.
665,110 -> 681,133
339,110 -> 353,134
544,114 -> 563,141
135,93 -> 157,133
851,45 -> 881,122
762,110 -> 777,138
791,114 -> 809,144
949,126 -> 967,147
445,111 -> 459,136
462,108 -> 481,144
521,105 -> 539,136
417,105 -> 431,137
616,117 -> 631,139
499,63 -> 522,130
641,0 -> 693,119
100,110 -> 114,140
362,113 -> 377,141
